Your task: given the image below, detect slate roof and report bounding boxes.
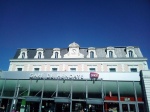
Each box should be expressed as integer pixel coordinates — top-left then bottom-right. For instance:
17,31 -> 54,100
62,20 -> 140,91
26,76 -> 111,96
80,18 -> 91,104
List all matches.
13,46 -> 144,59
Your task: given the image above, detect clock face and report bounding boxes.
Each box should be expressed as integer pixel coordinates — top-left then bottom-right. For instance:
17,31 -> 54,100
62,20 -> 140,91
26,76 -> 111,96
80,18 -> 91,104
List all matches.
72,49 -> 76,54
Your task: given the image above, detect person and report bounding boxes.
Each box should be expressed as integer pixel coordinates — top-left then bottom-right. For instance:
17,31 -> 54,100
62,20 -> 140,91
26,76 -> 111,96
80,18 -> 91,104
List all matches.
0,105 -> 5,112
90,106 -> 92,112
108,108 -> 113,112
80,109 -> 84,112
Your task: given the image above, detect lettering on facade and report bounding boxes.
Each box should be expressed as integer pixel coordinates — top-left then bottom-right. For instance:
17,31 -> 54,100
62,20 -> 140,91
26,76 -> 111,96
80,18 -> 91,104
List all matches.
90,72 -> 99,80
29,73 -> 84,80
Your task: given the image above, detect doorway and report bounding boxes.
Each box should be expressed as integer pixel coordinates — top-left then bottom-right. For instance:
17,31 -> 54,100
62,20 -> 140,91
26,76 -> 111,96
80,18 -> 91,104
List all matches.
122,103 -> 136,112
0,99 -> 12,112
87,104 -> 103,112
72,101 -> 86,112
55,103 -> 70,112
25,101 -> 40,112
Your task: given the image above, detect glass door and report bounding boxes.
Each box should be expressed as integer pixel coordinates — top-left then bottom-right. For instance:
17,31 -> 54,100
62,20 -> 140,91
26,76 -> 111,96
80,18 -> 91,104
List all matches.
55,103 -> 70,112
1,99 -> 12,112
87,104 -> 103,112
25,101 -> 40,112
129,104 -> 136,112
122,103 -> 136,112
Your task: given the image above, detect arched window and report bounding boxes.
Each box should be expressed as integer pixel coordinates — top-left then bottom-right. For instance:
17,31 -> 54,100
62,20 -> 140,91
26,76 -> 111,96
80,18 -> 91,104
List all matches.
90,51 -> 94,58
55,52 -> 58,58
38,52 -> 42,59
22,52 -> 25,59
109,51 -> 113,58
129,50 -> 133,57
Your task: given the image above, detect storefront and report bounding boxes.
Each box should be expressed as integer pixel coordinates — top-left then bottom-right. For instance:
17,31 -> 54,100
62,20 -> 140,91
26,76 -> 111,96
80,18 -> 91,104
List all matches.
0,71 -> 146,112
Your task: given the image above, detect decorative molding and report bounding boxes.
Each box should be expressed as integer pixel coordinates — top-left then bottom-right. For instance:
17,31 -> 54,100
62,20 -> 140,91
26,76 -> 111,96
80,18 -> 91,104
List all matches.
34,48 -> 44,59
68,42 -> 80,48
106,47 -> 117,58
18,48 -> 28,59
87,47 -> 97,58
64,42 -> 84,58
126,46 -> 137,57
51,48 -> 61,58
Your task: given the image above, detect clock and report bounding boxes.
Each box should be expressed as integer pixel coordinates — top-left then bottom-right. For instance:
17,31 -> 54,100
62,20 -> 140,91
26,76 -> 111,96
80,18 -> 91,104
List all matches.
72,49 -> 76,54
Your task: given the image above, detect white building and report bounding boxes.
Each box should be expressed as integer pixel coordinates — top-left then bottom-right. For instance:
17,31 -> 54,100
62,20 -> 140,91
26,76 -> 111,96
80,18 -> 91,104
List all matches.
0,42 -> 150,112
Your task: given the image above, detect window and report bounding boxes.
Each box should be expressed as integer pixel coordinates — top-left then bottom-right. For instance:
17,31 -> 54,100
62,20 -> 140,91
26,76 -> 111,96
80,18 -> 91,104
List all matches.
109,68 -> 116,72
55,52 -> 58,58
130,68 -> 137,72
22,52 -> 25,59
34,68 -> 39,71
70,68 -> 76,71
17,68 -> 22,71
109,51 -> 113,58
90,51 -> 94,58
89,68 -> 95,72
38,52 -> 42,59
129,50 -> 133,57
52,68 -> 57,71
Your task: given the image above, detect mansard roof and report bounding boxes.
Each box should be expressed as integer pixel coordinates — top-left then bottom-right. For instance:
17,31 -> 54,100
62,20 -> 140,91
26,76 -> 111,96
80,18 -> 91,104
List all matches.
13,46 -> 144,59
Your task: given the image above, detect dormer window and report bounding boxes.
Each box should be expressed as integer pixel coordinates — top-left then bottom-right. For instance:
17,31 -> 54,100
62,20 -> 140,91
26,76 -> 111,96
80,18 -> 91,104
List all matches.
90,51 -> 94,58
106,47 -> 117,58
38,52 -> 42,59
87,47 -> 97,58
126,46 -> 137,58
129,50 -> 133,57
55,52 -> 58,58
22,52 -> 25,59
109,51 -> 113,58
34,48 -> 44,59
18,49 -> 28,59
51,48 -> 61,58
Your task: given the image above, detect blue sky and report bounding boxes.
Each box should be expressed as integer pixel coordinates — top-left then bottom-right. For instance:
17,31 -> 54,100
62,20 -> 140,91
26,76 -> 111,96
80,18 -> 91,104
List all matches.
0,0 -> 150,70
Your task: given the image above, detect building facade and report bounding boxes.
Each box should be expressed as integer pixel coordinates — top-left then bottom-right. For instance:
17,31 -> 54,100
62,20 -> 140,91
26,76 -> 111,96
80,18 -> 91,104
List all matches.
0,42 -> 150,112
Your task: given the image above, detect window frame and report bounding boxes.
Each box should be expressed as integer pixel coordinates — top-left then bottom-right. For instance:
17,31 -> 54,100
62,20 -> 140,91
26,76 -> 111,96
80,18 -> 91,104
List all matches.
55,52 -> 58,58
129,50 -> 133,58
70,68 -> 76,71
52,68 -> 58,71
130,68 -> 137,72
109,68 -> 116,72
38,52 -> 42,59
109,51 -> 113,58
17,68 -> 23,71
90,51 -> 94,58
22,52 -> 25,59
89,68 -> 96,72
34,68 -> 40,71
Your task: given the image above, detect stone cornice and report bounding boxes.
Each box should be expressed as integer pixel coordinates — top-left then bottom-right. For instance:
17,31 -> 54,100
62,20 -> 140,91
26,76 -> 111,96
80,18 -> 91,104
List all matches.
10,57 -> 147,62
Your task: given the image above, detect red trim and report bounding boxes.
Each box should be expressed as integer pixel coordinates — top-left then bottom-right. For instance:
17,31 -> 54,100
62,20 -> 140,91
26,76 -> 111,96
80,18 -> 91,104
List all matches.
104,96 -> 143,102
90,72 -> 99,78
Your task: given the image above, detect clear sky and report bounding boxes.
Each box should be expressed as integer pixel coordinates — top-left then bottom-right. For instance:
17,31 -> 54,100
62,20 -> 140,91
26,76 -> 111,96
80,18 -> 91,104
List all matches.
0,0 -> 150,70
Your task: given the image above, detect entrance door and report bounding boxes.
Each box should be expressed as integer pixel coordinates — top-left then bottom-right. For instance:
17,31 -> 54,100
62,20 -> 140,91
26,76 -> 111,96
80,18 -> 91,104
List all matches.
25,102 -> 40,112
0,99 -> 12,112
55,103 -> 70,112
87,104 -> 103,112
122,103 -> 136,112
72,101 -> 86,112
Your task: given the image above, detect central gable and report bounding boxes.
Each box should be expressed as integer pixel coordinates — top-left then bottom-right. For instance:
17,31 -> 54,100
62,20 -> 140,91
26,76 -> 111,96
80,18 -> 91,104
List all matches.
64,42 -> 84,58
